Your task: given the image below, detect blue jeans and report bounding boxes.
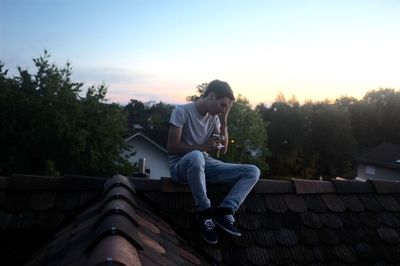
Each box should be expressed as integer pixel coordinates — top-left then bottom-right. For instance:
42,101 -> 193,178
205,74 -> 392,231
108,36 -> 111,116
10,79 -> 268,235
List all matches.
169,150 -> 260,212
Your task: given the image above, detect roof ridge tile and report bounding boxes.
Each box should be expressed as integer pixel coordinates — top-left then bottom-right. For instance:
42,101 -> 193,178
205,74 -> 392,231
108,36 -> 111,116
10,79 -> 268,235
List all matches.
293,179 -> 335,194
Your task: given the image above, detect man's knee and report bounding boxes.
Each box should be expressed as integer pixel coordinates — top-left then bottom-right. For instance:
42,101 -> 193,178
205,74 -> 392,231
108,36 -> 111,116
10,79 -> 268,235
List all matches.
247,164 -> 260,181
185,150 -> 205,168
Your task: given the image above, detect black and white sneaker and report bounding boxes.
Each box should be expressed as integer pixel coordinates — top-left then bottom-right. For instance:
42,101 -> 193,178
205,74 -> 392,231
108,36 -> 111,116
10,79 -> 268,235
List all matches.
214,214 -> 241,237
198,218 -> 218,244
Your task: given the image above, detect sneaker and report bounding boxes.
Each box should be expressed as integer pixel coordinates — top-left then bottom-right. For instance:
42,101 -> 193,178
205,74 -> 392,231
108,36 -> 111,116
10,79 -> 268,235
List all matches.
214,214 -> 241,237
198,218 -> 218,244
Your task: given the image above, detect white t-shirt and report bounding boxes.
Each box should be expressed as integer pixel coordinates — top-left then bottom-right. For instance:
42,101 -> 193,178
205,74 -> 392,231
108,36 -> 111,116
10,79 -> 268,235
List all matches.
169,102 -> 220,161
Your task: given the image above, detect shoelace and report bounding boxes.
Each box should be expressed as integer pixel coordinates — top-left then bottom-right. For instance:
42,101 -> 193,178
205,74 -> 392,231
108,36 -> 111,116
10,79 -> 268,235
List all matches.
225,214 -> 235,224
203,219 -> 215,230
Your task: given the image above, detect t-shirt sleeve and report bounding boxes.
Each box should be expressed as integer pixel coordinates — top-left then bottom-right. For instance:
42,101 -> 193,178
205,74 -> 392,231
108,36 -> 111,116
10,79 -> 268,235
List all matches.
169,106 -> 187,128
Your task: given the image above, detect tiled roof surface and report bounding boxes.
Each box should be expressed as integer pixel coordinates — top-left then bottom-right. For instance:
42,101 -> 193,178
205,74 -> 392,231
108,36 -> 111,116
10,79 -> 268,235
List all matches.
135,177 -> 400,265
0,174 -> 104,266
16,175 -> 206,266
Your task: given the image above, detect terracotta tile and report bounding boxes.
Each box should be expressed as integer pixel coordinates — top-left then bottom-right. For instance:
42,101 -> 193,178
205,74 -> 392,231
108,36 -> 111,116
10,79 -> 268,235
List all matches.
0,191 -> 6,208
340,194 -> 365,212
372,179 -> 400,194
298,227 -> 319,246
30,191 -> 57,211
246,246 -> 270,266
87,235 -> 141,266
358,194 -> 383,212
339,212 -> 361,228
230,230 -> 254,247
129,177 -> 161,192
102,186 -> 137,209
332,179 -> 374,194
376,195 -> 400,211
280,211 -> 303,230
357,228 -> 381,244
34,209 -> 65,229
104,174 -> 134,194
9,174 -> 61,190
303,195 -> 327,213
202,246 -> 222,263
88,215 -> 142,253
359,212 -> 380,228
377,212 -> 400,228
270,246 -> 293,265
355,242 -> 379,263
293,179 -> 335,194
321,194 -> 346,212
264,194 -> 288,213
377,227 -> 400,244
290,245 -> 315,265
261,212 -> 282,229
136,212 -> 160,235
222,246 -> 248,265
245,194 -> 267,213
62,175 -> 105,191
284,194 -> 307,213
274,228 -> 298,246
375,243 -> 400,263
337,228 -> 360,244
4,191 -> 31,211
253,228 -> 276,247
301,212 -> 323,229
79,191 -> 100,206
138,230 -> 166,255
160,178 -> 191,193
0,176 -> 8,189
320,213 -> 343,229
334,244 -> 357,263
11,210 -> 34,229
318,228 -> 340,245
236,212 -> 261,230
139,248 -> 176,266
55,191 -> 80,211
254,179 -> 294,194
176,245 -> 202,265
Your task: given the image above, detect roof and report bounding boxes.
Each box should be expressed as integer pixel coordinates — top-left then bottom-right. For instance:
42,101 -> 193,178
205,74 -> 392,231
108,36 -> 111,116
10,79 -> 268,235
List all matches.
133,177 -> 400,265
0,174 -> 206,266
125,132 -> 168,154
356,143 -> 400,171
3,174 -> 400,265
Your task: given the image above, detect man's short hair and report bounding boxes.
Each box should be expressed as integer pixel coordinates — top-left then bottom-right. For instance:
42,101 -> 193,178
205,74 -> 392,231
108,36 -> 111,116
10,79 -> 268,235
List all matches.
204,80 -> 235,101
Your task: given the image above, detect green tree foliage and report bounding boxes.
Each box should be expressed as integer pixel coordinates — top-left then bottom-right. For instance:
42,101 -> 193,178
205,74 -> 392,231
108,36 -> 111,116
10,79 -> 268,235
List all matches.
124,100 -> 174,147
220,95 -> 270,175
0,51 -> 133,176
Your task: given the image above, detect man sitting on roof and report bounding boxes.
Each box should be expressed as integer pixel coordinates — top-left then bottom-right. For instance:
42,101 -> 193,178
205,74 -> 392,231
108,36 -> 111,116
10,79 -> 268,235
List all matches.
167,79 -> 260,244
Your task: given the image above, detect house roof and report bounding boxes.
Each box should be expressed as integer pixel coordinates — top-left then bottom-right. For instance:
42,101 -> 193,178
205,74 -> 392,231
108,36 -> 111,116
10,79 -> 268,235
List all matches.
125,132 -> 168,154
133,177 -> 400,265
2,174 -> 400,265
0,174 -> 206,266
356,143 -> 400,171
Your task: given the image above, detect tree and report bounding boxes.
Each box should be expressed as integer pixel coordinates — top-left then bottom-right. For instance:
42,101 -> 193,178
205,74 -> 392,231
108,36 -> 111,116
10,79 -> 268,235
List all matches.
0,51 -> 133,176
220,95 -> 270,175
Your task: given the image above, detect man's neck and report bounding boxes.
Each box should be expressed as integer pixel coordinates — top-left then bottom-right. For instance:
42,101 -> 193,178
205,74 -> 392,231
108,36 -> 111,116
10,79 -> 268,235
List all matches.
194,99 -> 208,116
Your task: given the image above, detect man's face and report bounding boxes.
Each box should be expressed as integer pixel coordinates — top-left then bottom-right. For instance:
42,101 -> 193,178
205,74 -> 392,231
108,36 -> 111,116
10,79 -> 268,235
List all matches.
209,95 -> 232,115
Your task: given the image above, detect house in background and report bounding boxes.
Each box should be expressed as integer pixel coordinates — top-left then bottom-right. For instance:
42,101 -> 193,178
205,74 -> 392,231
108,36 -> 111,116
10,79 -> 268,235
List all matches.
124,132 -> 170,179
356,142 -> 400,181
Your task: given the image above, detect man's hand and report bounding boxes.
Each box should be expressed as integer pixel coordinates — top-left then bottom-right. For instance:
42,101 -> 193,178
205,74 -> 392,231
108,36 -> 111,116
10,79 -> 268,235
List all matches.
220,100 -> 233,124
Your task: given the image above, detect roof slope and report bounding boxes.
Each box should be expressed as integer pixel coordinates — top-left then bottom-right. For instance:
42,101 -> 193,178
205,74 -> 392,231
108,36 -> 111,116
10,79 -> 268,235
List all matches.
0,174 -> 207,266
134,177 -> 400,265
356,143 -> 400,170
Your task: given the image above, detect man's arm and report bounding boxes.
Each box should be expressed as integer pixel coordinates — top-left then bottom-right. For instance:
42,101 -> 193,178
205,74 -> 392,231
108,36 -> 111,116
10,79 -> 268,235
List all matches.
167,125 -> 218,155
215,101 -> 233,155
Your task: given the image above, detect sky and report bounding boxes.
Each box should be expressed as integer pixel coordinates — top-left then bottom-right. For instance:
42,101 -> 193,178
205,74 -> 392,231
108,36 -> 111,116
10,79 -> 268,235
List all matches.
1,0 -> 400,106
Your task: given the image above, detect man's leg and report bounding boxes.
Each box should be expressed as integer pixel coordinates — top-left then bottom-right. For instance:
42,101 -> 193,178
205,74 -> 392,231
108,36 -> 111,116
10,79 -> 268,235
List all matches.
204,155 -> 260,236
170,151 -> 218,244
